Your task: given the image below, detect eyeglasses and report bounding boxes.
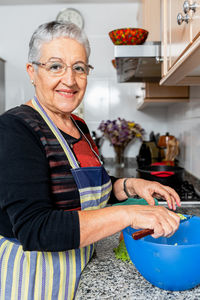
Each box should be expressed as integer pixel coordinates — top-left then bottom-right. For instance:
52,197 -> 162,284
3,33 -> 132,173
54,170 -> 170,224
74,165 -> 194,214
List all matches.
32,60 -> 94,77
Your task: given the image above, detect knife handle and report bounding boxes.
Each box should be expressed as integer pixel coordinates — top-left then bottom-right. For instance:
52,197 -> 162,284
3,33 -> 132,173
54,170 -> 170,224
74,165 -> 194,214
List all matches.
132,228 -> 154,240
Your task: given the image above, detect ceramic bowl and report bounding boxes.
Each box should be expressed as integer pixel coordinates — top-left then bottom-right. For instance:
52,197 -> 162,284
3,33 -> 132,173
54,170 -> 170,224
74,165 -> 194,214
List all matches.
109,28 -> 149,45
123,215 -> 200,291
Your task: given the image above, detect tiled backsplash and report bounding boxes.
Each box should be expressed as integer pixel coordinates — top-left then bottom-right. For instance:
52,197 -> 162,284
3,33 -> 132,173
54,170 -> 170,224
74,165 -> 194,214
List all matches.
167,86 -> 200,180
84,78 -> 168,159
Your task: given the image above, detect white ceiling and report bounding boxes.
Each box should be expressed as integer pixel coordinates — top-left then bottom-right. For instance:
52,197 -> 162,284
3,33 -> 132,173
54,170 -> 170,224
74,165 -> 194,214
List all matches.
0,0 -> 138,5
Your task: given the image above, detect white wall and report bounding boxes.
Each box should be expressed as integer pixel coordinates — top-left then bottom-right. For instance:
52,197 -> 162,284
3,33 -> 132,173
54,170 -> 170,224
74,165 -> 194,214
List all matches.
0,2 -> 168,159
167,87 -> 200,178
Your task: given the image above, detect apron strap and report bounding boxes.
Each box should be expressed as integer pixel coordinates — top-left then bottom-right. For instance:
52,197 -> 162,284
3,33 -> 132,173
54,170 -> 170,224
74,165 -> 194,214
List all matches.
32,96 -> 79,169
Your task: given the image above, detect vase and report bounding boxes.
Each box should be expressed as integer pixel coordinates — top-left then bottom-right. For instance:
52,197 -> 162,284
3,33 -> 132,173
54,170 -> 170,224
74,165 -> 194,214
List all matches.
113,145 -> 125,168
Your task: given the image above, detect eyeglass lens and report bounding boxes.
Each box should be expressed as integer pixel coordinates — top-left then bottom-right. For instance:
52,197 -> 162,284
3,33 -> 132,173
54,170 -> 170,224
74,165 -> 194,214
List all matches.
45,61 -> 89,75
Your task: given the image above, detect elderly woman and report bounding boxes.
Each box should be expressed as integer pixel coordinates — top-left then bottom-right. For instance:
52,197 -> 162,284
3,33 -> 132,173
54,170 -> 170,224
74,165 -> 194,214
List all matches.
0,21 -> 180,300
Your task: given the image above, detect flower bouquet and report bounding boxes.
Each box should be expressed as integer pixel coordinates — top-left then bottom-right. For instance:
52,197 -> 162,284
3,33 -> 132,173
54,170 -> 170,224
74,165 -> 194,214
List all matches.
98,118 -> 144,166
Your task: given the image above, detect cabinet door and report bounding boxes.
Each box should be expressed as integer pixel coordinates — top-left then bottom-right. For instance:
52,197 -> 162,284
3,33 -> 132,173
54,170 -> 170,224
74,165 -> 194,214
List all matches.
162,0 -> 191,75
142,0 -> 161,41
169,0 -> 191,67
190,0 -> 200,41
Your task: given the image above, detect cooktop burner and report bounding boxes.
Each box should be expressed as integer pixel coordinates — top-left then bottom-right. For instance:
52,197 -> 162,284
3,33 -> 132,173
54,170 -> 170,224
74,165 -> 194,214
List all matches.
158,180 -> 200,206
175,180 -> 200,201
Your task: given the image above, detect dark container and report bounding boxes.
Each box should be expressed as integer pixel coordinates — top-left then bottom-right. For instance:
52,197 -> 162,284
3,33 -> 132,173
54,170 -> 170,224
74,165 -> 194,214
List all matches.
137,165 -> 184,188
136,142 -> 152,167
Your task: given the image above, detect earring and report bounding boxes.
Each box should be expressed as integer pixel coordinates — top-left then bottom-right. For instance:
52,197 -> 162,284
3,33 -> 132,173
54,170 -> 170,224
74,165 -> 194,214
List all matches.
31,80 -> 34,85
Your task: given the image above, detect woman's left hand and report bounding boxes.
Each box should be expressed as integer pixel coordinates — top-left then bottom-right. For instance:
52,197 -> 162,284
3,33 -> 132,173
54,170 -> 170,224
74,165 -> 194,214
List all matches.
124,178 -> 181,210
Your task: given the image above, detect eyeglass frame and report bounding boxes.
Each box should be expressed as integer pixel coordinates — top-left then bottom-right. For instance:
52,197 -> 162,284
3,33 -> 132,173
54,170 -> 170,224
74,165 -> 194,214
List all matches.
31,60 -> 94,76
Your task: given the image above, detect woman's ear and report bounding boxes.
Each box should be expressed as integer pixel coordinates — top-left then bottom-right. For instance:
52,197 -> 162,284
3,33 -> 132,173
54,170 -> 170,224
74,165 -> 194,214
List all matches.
26,63 -> 35,84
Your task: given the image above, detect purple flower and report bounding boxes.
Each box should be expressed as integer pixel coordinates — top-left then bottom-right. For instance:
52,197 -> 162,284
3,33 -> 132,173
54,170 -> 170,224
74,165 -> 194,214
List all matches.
98,118 -> 145,146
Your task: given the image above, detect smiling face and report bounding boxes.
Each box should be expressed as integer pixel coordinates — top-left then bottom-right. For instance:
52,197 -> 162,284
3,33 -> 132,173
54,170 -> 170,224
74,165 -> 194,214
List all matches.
27,37 -> 88,117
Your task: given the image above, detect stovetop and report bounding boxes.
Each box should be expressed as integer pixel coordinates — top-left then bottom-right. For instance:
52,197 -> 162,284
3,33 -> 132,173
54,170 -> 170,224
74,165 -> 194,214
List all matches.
158,180 -> 200,206
175,180 -> 200,201
104,163 -> 200,206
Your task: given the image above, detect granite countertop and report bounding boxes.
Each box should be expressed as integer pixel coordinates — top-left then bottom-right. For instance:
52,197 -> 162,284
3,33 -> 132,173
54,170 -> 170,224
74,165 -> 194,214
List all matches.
76,207 -> 200,300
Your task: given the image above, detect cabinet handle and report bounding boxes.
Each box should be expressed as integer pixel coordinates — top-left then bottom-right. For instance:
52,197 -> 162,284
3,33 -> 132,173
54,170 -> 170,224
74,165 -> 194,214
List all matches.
177,13 -> 190,25
183,1 -> 198,14
155,57 -> 163,63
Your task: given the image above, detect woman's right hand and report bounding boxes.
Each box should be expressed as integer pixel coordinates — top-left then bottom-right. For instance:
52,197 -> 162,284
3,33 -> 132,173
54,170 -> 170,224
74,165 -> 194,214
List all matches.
126,205 -> 180,238
79,205 -> 180,248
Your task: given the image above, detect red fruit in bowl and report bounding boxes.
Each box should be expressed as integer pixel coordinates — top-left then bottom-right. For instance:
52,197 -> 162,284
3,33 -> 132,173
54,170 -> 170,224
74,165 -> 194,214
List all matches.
109,28 -> 149,45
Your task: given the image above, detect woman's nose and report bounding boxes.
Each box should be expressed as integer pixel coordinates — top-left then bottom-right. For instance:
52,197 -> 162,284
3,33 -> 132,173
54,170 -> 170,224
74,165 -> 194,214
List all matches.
61,66 -> 76,86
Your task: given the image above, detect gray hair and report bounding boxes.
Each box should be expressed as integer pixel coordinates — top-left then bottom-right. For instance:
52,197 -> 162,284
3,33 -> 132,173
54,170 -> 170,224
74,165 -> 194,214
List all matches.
28,21 -> 91,62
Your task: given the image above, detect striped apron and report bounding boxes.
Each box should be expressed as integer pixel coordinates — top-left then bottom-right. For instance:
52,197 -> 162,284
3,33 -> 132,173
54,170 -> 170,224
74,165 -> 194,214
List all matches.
0,97 -> 112,300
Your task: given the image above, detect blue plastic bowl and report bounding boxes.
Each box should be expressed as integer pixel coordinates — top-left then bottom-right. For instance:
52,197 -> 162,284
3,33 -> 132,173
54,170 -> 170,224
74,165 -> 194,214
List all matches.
123,215 -> 200,291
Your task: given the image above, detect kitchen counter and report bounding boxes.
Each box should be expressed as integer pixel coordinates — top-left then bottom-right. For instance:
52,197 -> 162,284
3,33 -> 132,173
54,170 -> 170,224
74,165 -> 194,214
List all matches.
104,164 -> 137,178
76,207 -> 200,299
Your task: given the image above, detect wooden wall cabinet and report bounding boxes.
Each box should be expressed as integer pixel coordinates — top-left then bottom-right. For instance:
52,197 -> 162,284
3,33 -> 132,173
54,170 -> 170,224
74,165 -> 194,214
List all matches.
137,83 -> 189,110
162,0 -> 191,73
139,0 -> 189,109
160,0 -> 200,86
